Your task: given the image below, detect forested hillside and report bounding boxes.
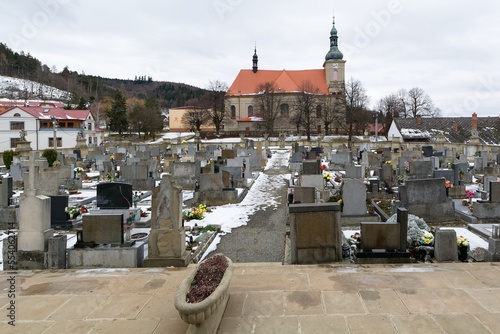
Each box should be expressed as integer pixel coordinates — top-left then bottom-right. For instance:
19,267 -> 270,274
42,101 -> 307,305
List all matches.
0,43 -> 208,108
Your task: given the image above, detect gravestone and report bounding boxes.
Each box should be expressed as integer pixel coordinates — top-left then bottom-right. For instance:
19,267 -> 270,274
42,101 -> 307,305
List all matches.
331,151 -> 351,169
368,152 -> 383,168
222,170 -> 232,188
292,152 -> 303,163
409,160 -> 433,178
434,229 -> 458,261
474,156 -> 483,170
81,214 -> 123,244
144,175 -> 190,267
10,164 -> 22,180
398,178 -> 455,221
359,208 -> 409,255
293,187 -> 316,204
97,182 -> 133,209
345,165 -> 363,179
484,176 -> 497,194
382,164 -> 393,186
49,195 -> 70,228
422,146 -> 433,157
221,149 -> 235,159
300,175 -> 324,191
369,178 -> 380,193
453,162 -> 469,185
17,151 -> 53,269
0,176 -> 13,207
302,160 -> 320,175
289,202 -> 342,263
342,179 -> 367,216
491,181 -> 500,203
433,170 -> 454,184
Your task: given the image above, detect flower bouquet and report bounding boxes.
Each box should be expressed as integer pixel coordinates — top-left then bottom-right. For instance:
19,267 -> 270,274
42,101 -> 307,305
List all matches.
419,231 -> 434,246
457,235 -> 469,261
74,167 -> 84,174
183,204 -> 208,220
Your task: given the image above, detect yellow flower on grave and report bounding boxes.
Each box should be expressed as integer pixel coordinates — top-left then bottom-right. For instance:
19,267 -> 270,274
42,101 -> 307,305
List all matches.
323,172 -> 331,181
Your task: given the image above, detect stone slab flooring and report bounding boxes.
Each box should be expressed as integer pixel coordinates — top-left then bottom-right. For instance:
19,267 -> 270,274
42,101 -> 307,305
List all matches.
1,262 -> 499,333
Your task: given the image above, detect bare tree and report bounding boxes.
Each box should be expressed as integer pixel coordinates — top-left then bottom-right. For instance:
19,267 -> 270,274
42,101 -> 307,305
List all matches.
393,87 -> 441,118
321,94 -> 345,135
406,87 -> 441,117
345,78 -> 369,146
377,94 -> 402,132
181,104 -> 211,132
253,81 -> 283,134
291,81 -> 320,140
203,80 -> 227,135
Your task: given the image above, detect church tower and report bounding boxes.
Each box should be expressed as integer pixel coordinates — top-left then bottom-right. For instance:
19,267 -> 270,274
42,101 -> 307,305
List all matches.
252,47 -> 258,73
323,17 -> 346,95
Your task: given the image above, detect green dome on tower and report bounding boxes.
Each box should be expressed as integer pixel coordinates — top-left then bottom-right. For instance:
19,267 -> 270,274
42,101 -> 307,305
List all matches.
325,17 -> 343,61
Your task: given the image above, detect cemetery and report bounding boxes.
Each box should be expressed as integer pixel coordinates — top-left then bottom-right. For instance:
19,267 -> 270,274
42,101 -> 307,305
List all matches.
0,132 -> 500,332
0,133 -> 499,271
0,132 -> 499,333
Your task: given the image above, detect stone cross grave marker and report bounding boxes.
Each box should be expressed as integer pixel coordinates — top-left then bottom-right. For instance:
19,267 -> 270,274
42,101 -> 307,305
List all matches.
20,151 -> 48,196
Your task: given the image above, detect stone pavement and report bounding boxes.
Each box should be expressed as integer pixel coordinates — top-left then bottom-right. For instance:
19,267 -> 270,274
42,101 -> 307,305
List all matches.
1,262 -> 500,333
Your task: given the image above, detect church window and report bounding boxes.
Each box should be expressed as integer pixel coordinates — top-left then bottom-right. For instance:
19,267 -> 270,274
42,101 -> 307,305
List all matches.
333,69 -> 338,81
231,105 -> 236,118
316,105 -> 322,118
280,103 -> 289,117
248,105 -> 254,117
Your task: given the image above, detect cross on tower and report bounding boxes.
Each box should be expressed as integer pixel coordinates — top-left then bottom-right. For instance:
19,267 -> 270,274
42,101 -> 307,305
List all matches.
20,151 -> 48,196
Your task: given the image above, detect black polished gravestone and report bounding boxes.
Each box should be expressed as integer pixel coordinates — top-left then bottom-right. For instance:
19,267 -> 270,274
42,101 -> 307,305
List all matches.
50,195 -> 71,228
422,146 -> 433,158
96,182 -> 133,209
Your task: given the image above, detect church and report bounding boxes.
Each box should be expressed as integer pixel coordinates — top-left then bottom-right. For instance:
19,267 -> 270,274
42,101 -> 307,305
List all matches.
224,17 -> 347,136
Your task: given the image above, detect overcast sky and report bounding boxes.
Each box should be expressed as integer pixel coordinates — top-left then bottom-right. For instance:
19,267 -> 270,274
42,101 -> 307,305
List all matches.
2,0 -> 500,117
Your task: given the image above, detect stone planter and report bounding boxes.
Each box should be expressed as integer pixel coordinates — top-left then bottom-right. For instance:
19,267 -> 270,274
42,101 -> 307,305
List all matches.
175,256 -> 233,330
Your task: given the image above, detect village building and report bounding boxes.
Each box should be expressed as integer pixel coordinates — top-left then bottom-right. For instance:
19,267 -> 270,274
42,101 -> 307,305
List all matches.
0,106 -> 103,151
388,113 -> 500,145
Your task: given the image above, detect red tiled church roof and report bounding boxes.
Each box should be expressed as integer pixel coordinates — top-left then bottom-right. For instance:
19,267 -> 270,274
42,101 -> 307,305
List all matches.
226,69 -> 329,96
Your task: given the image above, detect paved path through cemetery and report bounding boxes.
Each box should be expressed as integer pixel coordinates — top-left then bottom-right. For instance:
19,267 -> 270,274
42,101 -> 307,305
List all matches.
210,150 -> 290,263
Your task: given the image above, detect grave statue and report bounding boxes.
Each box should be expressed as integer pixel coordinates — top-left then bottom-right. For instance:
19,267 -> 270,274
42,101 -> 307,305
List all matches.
19,129 -> 27,142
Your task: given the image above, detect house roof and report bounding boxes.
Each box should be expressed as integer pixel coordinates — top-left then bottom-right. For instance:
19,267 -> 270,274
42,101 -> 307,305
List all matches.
392,116 -> 500,145
0,99 -> 66,108
0,106 -> 92,121
226,69 -> 329,96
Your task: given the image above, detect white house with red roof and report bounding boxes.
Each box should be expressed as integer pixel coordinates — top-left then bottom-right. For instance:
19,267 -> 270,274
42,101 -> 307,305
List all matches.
0,106 -> 103,151
224,17 -> 346,134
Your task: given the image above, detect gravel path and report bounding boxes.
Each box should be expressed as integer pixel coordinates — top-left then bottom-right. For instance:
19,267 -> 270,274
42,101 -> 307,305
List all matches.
210,150 -> 290,263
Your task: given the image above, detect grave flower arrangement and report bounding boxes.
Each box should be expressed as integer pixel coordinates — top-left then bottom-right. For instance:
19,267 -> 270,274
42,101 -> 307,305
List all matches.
124,211 -> 136,230
74,167 -> 84,174
323,172 -> 331,182
419,231 -> 434,246
457,235 -> 469,261
404,161 -> 410,174
457,235 -> 469,248
465,190 -> 475,199
183,204 -> 208,220
445,180 -> 453,189
66,206 -> 81,219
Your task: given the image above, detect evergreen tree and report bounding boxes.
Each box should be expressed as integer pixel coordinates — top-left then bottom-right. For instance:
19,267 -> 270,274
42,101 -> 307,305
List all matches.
107,90 -> 128,136
142,95 -> 163,140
